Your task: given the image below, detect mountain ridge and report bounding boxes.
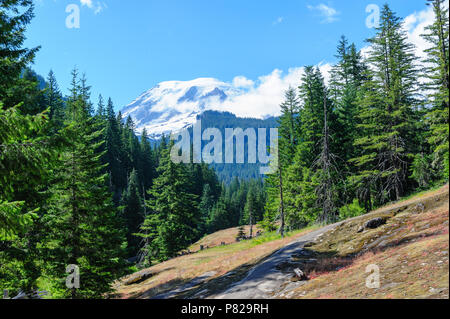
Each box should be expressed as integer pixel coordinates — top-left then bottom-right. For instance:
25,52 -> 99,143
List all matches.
120,77 -> 279,139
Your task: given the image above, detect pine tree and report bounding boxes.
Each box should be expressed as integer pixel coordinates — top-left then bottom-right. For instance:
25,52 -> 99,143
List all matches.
351,5 -> 419,205
0,1 -> 60,295
121,169 -> 144,256
313,87 -> 339,223
42,71 -> 127,299
96,94 -> 106,119
236,225 -> 246,241
141,143 -> 200,260
329,37 -> 366,166
278,87 -> 300,166
263,88 -> 300,234
104,98 -> 125,201
139,128 -> 155,190
207,196 -> 230,233
0,0 -> 40,109
283,67 -> 330,227
199,184 -> 216,233
422,0 -> 449,178
45,70 -> 65,130
0,102 -> 57,295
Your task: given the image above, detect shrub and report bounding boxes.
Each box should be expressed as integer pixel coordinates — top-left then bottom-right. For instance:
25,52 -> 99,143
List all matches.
339,199 -> 365,220
410,153 -> 433,189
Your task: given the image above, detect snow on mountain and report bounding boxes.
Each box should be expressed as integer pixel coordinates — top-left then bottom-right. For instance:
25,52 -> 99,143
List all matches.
121,78 -> 244,138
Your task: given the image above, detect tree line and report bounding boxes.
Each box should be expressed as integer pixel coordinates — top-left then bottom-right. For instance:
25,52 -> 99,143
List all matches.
263,1 -> 449,234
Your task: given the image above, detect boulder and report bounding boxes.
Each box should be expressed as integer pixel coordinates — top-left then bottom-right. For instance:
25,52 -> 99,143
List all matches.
364,217 -> 387,229
123,270 -> 154,285
292,268 -> 308,281
413,203 -> 425,214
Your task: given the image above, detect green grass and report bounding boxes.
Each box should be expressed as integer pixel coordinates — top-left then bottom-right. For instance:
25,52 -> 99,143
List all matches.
400,182 -> 445,201
192,226 -> 317,257
249,227 -> 317,246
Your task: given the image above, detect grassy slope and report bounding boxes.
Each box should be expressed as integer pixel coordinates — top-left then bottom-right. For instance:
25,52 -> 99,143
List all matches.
279,184 -> 449,299
188,225 -> 262,252
114,184 -> 449,299
113,225 -> 317,298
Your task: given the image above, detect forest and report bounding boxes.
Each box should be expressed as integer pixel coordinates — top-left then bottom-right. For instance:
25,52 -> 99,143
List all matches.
0,0 -> 448,298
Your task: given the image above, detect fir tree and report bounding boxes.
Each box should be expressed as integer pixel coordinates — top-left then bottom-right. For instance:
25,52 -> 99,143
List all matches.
351,5 -> 419,205
141,143 -> 200,260
422,0 -> 449,178
121,169 -> 144,256
42,71 -> 127,298
45,70 -> 65,130
0,0 -> 40,109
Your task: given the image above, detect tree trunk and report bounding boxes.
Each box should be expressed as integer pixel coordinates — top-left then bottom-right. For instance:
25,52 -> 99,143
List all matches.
278,165 -> 285,238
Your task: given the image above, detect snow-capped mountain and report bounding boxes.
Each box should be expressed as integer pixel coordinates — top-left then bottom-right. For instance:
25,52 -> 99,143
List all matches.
121,78 -> 244,138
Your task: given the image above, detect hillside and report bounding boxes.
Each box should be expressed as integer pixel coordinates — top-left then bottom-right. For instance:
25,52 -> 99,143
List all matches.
113,225 -> 317,298
114,184 -> 449,299
278,184 -> 449,299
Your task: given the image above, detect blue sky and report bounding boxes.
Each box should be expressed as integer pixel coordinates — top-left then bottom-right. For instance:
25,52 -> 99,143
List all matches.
27,0 -> 430,111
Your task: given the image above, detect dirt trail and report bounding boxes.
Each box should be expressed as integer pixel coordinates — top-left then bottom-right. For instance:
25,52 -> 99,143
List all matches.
212,223 -> 341,299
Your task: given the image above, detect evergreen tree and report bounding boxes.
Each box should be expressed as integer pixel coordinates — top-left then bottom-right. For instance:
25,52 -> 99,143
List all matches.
0,0 -> 58,296
0,102 -> 57,295
283,67 -> 330,227
96,94 -> 106,119
42,71 -> 127,298
313,88 -> 340,223
351,5 -> 419,206
207,196 -> 231,233
0,0 -> 40,109
422,0 -> 449,179
329,37 -> 366,167
139,128 -> 155,190
278,87 -> 300,166
45,70 -> 65,130
104,98 -> 125,201
140,144 -> 200,260
199,184 -> 216,233
121,169 -> 144,256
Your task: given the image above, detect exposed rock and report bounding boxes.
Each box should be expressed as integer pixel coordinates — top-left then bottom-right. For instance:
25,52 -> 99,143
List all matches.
365,217 -> 387,229
291,268 -> 308,282
292,249 -> 313,258
276,261 -> 303,272
413,203 -> 425,214
429,287 -> 446,295
123,270 -> 154,285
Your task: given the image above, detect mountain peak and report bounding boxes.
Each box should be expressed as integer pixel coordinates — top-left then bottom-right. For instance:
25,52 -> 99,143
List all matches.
121,77 -> 242,138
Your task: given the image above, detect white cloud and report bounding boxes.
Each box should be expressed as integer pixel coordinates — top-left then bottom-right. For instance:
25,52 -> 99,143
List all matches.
80,0 -> 107,15
307,3 -> 340,23
232,76 -> 255,88
273,17 -> 284,25
403,5 -> 435,59
361,5 -> 437,72
222,64 -> 332,118
80,0 -> 92,7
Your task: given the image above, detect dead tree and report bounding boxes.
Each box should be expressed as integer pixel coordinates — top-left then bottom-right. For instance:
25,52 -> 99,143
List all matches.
314,88 -> 340,224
